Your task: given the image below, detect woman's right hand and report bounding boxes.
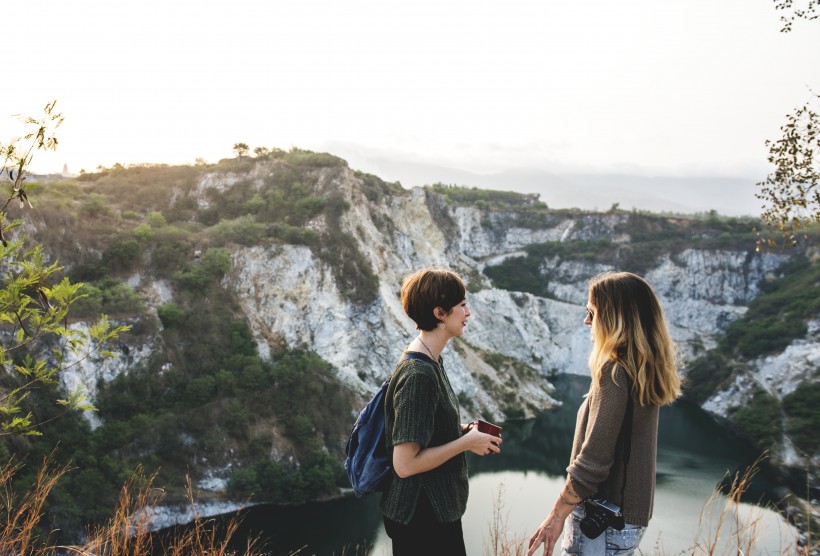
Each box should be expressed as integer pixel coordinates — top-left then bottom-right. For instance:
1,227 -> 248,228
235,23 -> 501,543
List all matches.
463,426 -> 502,456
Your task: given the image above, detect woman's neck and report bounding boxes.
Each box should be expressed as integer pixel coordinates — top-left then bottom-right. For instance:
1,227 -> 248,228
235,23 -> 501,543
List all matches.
415,329 -> 448,360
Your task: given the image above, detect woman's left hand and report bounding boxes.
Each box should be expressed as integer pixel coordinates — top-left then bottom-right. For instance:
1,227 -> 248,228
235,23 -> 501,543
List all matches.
526,511 -> 564,556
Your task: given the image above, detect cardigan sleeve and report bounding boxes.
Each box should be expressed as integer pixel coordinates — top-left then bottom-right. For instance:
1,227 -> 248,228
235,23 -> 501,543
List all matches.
390,362 -> 440,448
567,365 -> 630,499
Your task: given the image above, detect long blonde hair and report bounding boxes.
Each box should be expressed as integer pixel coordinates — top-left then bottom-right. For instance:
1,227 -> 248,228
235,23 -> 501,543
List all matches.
587,271 -> 681,406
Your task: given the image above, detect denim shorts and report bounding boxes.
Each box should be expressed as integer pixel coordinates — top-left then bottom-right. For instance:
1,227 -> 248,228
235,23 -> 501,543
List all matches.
561,505 -> 646,556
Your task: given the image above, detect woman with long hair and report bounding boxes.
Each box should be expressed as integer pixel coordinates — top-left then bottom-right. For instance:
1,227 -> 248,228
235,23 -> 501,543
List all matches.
381,268 -> 502,555
527,271 -> 681,556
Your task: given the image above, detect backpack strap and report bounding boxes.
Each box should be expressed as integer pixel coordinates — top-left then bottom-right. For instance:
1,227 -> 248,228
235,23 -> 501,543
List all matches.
402,350 -> 438,366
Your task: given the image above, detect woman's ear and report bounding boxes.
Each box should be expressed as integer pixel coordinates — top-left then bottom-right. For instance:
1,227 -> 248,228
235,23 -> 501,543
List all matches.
433,307 -> 445,320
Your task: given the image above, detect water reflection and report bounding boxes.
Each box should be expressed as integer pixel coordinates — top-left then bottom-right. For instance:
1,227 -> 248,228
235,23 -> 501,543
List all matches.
227,495 -> 382,556
183,375 -> 793,555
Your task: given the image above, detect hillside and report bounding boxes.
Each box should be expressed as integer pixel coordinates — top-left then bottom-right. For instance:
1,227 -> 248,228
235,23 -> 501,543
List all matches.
4,149 -> 817,537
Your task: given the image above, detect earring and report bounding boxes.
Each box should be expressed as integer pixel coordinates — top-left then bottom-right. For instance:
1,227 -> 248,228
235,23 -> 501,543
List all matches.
438,322 -> 445,328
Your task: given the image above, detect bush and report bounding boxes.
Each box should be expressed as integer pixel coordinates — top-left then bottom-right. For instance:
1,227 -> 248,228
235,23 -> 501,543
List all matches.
172,248 -> 232,294
146,211 -> 166,228
71,278 -> 144,318
683,353 -> 739,404
131,223 -> 153,241
782,381 -> 820,457
283,148 -> 347,168
270,223 -> 316,245
150,227 -> 194,275
223,400 -> 250,438
102,238 -> 141,273
207,215 -> 266,246
355,171 -> 404,202
483,255 -> 547,297
184,376 -> 216,407
228,467 -> 260,495
729,387 -> 783,451
255,461 -> 288,499
157,303 -> 185,328
79,193 -> 112,218
428,183 -> 543,209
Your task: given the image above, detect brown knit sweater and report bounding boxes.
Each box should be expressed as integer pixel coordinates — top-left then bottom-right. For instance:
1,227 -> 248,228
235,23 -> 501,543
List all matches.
566,363 -> 659,527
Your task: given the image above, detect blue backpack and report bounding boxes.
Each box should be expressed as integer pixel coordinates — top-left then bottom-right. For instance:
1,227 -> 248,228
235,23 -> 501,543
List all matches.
344,352 -> 429,497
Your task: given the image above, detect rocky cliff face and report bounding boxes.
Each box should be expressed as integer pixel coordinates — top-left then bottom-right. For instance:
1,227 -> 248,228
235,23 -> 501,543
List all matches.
56,159 -> 815,514
703,319 -> 820,467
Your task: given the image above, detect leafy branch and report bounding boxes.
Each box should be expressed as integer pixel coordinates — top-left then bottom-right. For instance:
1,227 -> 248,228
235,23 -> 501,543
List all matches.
0,101 -> 127,435
756,95 -> 820,249
775,0 -> 819,32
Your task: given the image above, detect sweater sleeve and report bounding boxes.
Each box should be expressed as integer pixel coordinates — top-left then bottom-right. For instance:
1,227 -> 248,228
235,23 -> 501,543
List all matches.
567,365 -> 630,499
390,363 -> 439,448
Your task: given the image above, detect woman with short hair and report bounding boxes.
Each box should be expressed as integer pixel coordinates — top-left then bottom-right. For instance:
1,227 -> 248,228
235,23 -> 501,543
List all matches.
381,268 -> 502,556
527,271 -> 681,556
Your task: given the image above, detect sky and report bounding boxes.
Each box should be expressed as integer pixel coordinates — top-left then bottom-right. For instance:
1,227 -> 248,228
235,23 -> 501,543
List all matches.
4,0 -> 820,212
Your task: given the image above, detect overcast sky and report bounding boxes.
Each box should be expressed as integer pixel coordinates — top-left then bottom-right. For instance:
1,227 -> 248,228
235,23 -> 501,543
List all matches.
4,0 -> 819,188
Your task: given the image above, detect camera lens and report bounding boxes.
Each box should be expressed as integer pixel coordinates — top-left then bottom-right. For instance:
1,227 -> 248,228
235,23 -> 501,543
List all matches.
579,510 -> 609,539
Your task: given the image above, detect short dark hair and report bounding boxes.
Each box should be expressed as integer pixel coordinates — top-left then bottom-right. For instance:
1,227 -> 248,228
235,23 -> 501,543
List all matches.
401,268 -> 466,331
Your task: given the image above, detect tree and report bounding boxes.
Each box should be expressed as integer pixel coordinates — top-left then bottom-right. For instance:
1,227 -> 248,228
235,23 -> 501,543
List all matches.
756,95 -> 820,248
253,146 -> 270,157
233,142 -> 249,160
755,2 -> 819,248
0,101 -> 126,435
775,0 -> 818,32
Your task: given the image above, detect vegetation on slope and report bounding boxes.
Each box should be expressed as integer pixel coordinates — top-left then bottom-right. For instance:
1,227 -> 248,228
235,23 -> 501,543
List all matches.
30,148 -> 394,306
428,183 -> 546,210
2,150 -> 399,539
682,255 -> 819,458
5,239 -> 358,540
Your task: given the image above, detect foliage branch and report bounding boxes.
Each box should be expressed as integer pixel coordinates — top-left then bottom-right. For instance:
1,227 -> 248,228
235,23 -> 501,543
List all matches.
756,95 -> 820,249
774,0 -> 819,32
0,101 -> 127,435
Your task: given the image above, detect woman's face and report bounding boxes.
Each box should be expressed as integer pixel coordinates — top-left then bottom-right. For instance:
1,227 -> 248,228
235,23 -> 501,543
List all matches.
584,297 -> 596,341
440,299 -> 471,337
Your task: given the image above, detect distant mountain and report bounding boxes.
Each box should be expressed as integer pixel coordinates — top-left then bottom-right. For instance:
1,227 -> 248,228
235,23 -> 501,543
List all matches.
325,147 -> 762,217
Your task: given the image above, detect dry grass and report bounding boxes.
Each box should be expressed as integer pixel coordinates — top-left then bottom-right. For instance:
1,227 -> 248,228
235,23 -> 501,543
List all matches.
485,485 -> 528,556
690,455 -> 770,555
1,452 -> 814,556
690,455 -> 817,556
76,469 -> 264,556
0,453 -> 68,555
0,455 -> 270,556
483,459 -> 817,556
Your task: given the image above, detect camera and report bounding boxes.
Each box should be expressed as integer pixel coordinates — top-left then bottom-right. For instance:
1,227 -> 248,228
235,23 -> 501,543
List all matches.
579,498 -> 626,539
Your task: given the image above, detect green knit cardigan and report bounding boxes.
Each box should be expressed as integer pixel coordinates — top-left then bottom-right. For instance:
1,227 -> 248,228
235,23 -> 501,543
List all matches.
380,352 -> 469,525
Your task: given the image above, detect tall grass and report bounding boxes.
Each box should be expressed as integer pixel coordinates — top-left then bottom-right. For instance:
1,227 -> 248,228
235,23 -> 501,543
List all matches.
690,457 -> 770,555
485,485 -> 527,556
0,455 -> 268,556
0,454 -> 67,555
1,453 -> 814,555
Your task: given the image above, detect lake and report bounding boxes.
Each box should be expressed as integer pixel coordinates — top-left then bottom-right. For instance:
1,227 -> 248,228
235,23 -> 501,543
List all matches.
201,375 -> 798,555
